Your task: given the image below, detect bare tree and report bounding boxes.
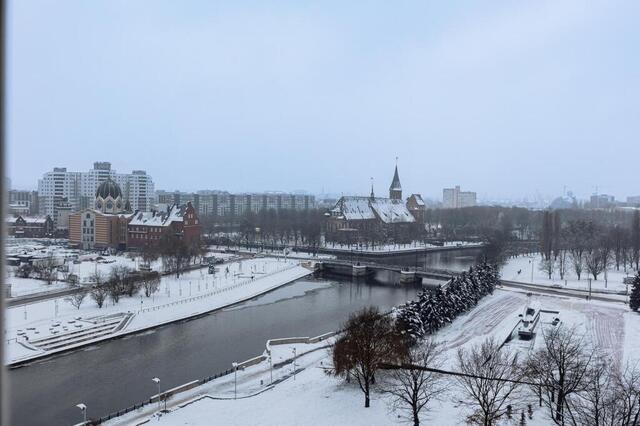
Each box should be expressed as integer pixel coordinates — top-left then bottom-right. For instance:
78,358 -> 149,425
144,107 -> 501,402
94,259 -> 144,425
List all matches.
382,339 -> 449,426
526,325 -> 594,425
140,243 -> 159,269
158,234 -> 191,277
332,307 -> 407,408
540,258 -> 555,280
556,249 -> 569,281
141,272 -> 161,297
614,363 -> 640,426
455,338 -> 524,425
34,254 -> 58,285
565,221 -> 591,280
108,265 -> 135,302
66,291 -> 86,310
90,271 -> 108,308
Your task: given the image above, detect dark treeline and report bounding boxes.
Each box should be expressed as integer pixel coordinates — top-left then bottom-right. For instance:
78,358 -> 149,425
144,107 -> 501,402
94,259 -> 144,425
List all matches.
201,207 -> 640,264
538,210 -> 640,280
426,206 -> 638,241
202,208 -> 325,249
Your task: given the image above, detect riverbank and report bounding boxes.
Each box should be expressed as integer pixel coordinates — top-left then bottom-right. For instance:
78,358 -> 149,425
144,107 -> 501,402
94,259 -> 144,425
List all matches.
104,288 -> 638,426
5,257 -> 313,367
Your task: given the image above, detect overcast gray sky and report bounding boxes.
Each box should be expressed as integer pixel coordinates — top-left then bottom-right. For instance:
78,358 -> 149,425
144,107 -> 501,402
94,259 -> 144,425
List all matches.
7,0 -> 640,200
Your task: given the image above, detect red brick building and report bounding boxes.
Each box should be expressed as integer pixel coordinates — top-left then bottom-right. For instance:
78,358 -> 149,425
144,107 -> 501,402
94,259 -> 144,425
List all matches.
128,202 -> 201,249
6,215 -> 54,238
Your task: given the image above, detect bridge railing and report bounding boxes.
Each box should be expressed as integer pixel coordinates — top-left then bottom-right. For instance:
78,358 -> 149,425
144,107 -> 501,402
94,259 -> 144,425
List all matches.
318,259 -> 458,276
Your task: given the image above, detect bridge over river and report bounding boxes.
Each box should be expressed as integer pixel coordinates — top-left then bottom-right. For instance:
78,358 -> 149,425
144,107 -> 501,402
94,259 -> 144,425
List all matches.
315,260 -> 459,286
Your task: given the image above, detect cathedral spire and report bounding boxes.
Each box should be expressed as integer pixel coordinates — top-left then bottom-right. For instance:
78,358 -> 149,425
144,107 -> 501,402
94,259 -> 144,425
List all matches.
370,177 -> 375,200
389,158 -> 402,200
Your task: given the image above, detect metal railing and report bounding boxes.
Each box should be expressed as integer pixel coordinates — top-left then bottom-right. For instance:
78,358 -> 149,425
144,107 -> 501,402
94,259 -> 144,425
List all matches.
138,264 -> 299,314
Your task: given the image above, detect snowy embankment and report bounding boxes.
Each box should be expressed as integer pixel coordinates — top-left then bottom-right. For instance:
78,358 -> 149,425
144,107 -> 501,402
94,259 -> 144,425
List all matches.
5,257 -> 313,366
322,240 -> 482,254
105,287 -> 640,426
501,254 -> 636,294
210,245 -> 336,261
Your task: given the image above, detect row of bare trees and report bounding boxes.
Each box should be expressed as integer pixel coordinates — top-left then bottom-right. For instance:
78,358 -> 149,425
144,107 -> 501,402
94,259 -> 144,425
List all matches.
14,254 -> 60,285
70,266 -> 161,310
204,208 -> 324,249
539,212 -> 640,281
333,307 -> 640,426
139,233 -> 206,278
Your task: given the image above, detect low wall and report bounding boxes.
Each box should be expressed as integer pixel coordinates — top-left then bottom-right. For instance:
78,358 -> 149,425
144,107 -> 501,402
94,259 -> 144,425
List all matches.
96,330 -> 340,424
236,355 -> 268,370
151,380 -> 200,404
265,332 -> 338,356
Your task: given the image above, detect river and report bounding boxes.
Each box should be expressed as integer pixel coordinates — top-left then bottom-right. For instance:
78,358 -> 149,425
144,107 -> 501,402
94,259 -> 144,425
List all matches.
7,248 -> 481,425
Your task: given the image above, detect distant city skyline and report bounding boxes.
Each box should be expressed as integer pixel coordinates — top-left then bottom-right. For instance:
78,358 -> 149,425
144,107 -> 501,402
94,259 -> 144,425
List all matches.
8,1 -> 640,201
12,159 -> 636,206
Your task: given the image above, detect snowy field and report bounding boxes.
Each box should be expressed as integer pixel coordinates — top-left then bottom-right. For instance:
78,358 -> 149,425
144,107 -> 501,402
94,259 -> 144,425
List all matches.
4,257 -> 312,365
4,242 -> 237,298
4,276 -> 69,297
501,254 -> 636,294
106,288 -> 639,426
210,245 -> 336,260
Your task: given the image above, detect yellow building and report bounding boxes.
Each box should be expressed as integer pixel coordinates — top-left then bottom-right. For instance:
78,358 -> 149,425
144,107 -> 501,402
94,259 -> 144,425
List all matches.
69,178 -> 132,250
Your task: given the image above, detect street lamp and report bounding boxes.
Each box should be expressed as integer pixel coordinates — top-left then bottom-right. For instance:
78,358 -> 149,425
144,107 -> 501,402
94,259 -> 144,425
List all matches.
292,348 -> 297,381
152,377 -> 161,411
268,356 -> 273,384
76,403 -> 87,424
232,362 -> 238,399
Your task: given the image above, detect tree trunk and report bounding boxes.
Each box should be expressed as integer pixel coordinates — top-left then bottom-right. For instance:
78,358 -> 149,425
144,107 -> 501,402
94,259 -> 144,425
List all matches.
364,381 -> 370,408
413,405 -> 420,426
555,390 -> 564,423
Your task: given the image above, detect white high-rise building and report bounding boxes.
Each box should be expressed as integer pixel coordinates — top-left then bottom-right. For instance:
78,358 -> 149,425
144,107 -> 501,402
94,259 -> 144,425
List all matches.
442,185 -> 477,209
38,162 -> 154,222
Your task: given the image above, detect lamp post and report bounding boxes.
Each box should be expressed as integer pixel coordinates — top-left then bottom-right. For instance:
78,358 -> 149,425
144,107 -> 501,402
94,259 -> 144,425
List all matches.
292,348 -> 297,381
76,403 -> 87,425
530,259 -> 534,283
152,377 -> 161,411
232,362 -> 238,399
269,355 -> 273,384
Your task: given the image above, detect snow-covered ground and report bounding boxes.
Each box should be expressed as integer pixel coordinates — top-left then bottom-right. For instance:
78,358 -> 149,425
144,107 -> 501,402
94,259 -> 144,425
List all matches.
4,244 -> 237,298
106,288 -> 639,426
4,257 -> 313,365
4,276 -> 69,297
210,245 -> 336,260
501,254 -> 636,294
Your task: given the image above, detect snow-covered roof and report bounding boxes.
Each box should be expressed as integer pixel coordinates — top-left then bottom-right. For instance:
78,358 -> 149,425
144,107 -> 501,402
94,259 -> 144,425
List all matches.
331,196 -> 415,224
410,194 -> 425,206
370,199 -> 415,224
24,217 -> 48,224
129,204 -> 186,227
331,197 -> 376,220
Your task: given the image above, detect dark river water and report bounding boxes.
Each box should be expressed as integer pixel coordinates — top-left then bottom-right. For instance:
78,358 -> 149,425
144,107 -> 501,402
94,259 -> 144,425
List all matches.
7,248 -> 481,425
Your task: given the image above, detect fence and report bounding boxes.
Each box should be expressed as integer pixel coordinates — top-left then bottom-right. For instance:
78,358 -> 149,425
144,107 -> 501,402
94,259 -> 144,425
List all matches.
95,368 -> 237,424
93,330 -> 338,425
138,263 -> 299,314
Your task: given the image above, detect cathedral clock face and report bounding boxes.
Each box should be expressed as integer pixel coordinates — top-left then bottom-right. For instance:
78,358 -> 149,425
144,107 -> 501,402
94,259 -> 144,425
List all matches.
106,201 -> 113,210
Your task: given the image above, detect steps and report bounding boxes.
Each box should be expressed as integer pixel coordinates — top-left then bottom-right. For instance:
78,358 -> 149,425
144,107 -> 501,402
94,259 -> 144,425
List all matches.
28,313 -> 132,351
